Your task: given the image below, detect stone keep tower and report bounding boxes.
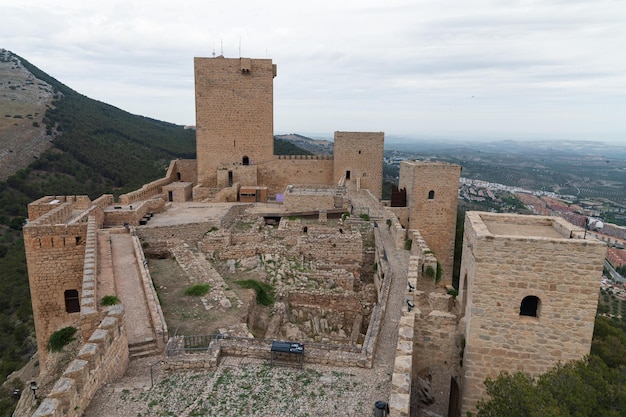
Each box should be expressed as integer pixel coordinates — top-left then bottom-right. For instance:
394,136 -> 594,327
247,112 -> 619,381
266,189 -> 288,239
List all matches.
398,161 -> 461,284
458,212 -> 606,415
22,196 -> 92,366
194,56 -> 277,189
333,131 -> 384,199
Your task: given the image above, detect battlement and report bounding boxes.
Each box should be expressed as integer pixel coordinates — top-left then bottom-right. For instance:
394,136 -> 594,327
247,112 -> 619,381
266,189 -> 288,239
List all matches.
33,305 -> 129,417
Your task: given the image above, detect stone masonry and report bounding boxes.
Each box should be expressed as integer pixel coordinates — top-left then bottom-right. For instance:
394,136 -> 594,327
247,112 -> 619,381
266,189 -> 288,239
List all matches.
399,161 -> 461,285
195,56 -> 276,189
458,212 -> 606,415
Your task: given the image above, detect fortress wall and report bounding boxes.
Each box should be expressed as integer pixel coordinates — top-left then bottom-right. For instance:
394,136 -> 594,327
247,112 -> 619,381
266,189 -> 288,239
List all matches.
23,222 -> 89,366
92,194 -> 114,209
130,227 -> 168,346
459,212 -> 606,415
79,217 -> 101,341
258,158 -> 334,196
33,306 -> 129,417
136,221 -> 216,246
168,159 -> 197,184
383,207 -> 408,250
119,176 -> 172,205
104,198 -> 165,227
283,193 -> 336,212
28,203 -> 73,226
333,132 -> 384,199
27,196 -> 64,220
166,337 -> 371,371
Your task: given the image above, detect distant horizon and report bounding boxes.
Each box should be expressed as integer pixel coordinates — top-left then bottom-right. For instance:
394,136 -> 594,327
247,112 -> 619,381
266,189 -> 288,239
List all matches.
276,131 -> 625,146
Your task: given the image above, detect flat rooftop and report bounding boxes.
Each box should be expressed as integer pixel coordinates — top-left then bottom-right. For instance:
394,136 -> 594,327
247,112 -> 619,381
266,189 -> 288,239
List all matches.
484,221 -> 565,239
144,202 -> 234,227
469,212 -> 577,240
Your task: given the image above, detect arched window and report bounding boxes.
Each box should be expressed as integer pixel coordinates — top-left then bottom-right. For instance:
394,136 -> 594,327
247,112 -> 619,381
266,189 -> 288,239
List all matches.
520,295 -> 540,318
428,190 -> 435,200
242,156 -> 249,165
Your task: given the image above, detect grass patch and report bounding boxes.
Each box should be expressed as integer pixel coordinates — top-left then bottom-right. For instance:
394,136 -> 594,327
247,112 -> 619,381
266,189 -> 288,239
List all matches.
235,279 -> 275,306
47,326 -> 77,352
100,295 -> 121,306
184,283 -> 211,296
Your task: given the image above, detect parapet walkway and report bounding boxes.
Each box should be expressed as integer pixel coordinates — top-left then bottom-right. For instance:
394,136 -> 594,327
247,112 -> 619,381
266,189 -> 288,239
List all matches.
99,230 -> 157,354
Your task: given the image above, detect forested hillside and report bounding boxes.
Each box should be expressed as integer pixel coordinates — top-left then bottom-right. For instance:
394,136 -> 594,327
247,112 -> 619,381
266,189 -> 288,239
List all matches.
0,51 -> 196,412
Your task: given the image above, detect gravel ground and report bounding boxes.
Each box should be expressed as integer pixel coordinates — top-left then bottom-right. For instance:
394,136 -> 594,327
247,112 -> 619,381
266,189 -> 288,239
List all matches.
83,356 -> 391,417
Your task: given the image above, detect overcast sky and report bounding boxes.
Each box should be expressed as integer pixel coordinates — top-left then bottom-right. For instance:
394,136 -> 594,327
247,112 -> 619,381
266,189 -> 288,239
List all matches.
2,0 -> 625,143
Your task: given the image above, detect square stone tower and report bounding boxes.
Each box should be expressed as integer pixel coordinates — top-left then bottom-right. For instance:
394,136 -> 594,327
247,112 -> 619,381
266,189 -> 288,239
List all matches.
23,196 -> 92,366
194,56 -> 277,188
398,161 -> 461,284
333,131 -> 384,199
458,212 -> 606,415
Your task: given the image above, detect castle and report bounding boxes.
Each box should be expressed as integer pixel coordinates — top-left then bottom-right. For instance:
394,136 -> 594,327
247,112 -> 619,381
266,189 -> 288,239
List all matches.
21,56 -> 605,417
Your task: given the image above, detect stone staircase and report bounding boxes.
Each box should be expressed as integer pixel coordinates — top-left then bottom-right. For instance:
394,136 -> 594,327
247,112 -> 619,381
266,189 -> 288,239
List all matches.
129,337 -> 160,359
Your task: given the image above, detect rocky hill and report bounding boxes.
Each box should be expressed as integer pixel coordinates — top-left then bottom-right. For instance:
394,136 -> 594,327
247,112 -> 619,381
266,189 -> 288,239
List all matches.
0,49 -> 56,180
274,133 -> 333,155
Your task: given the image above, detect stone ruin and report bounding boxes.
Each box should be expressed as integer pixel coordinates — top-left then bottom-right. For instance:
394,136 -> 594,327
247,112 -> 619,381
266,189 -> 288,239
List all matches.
196,212 -> 379,346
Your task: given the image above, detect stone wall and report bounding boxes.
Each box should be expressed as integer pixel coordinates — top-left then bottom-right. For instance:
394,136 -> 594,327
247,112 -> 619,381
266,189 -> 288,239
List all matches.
137,221 -> 217,246
165,335 -> 370,370
459,212 -> 607,415
23,209 -> 89,366
383,207 -> 408,250
258,158 -> 335,196
130,227 -> 168,347
32,305 -> 129,417
79,218 -> 101,341
333,132 -> 384,199
103,198 -> 165,227
399,161 -> 461,285
195,56 -> 276,188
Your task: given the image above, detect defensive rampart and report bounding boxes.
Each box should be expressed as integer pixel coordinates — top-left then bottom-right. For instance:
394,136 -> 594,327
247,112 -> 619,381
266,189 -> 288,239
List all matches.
32,305 -> 129,417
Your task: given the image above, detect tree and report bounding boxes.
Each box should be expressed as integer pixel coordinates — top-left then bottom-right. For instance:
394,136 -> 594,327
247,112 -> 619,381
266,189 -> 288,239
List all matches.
472,356 -> 626,417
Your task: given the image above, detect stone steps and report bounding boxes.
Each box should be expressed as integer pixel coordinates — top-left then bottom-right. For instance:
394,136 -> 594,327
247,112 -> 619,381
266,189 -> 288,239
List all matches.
129,337 -> 160,359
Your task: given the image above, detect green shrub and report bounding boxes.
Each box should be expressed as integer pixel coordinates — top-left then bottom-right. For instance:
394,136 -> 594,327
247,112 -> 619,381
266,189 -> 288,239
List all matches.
404,239 -> 413,251
341,212 -> 349,221
447,288 -> 459,299
100,295 -> 120,306
184,283 -> 211,296
386,218 -> 392,229
235,279 -> 275,306
424,265 -> 435,279
47,326 -> 77,352
359,213 -> 370,221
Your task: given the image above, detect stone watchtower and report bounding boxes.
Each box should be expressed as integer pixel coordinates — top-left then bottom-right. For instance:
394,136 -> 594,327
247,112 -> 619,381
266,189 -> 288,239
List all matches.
22,196 -> 93,366
194,56 -> 277,192
398,161 -> 461,284
333,131 -> 384,199
457,212 -> 606,415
